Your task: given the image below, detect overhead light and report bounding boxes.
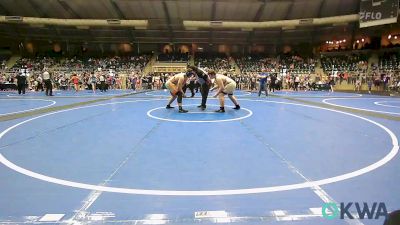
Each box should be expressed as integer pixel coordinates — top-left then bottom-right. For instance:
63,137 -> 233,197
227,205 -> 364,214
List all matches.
5,16 -> 23,22
388,34 -> 392,39
395,36 -> 398,40
343,39 -> 346,42
361,38 -> 365,42
356,40 -> 360,43
336,41 -> 339,44
210,21 -> 223,27
299,18 -> 313,25
107,19 -> 121,25
326,41 -> 329,44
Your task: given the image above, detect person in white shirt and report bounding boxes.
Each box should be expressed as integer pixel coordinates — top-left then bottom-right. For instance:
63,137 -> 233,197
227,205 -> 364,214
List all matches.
90,73 -> 97,93
355,77 -> 361,92
294,75 -> 300,91
99,73 -> 106,92
36,75 -> 44,92
43,70 -> 53,96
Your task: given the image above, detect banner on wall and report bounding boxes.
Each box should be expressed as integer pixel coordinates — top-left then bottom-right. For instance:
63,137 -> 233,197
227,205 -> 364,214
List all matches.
153,66 -> 186,73
359,0 -> 399,28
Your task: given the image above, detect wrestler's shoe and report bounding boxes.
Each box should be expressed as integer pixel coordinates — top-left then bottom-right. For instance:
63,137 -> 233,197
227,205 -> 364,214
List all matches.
233,105 -> 240,110
179,108 -> 188,113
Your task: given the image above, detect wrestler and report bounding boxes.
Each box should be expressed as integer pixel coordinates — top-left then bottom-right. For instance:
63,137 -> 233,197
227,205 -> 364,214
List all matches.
209,71 -> 240,113
165,71 -> 193,113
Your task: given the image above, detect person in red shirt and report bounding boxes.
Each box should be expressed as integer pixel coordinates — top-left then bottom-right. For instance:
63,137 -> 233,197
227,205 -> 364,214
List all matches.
71,74 -> 80,92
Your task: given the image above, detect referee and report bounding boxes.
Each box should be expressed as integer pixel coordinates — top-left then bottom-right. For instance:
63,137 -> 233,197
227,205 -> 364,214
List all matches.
16,72 -> 27,95
258,72 -> 268,97
188,66 -> 211,110
43,69 -> 53,96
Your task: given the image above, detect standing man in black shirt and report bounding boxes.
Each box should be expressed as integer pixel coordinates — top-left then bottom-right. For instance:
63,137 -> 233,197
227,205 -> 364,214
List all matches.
270,73 -> 277,93
16,72 -> 27,95
147,74 -> 153,90
188,66 -> 211,110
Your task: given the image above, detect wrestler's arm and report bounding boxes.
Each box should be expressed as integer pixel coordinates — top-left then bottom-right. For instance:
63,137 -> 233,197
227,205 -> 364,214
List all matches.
214,78 -> 224,95
177,76 -> 185,93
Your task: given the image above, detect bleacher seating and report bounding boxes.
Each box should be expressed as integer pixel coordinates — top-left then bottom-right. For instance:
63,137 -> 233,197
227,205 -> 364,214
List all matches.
157,52 -> 189,62
379,52 -> 400,71
321,54 -> 368,72
235,54 -> 315,73
194,52 -> 233,71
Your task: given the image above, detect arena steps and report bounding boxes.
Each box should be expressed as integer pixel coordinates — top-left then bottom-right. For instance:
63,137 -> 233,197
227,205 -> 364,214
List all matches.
142,54 -> 157,75
6,55 -> 21,68
368,53 -> 379,73
188,54 -> 194,66
229,57 -> 240,74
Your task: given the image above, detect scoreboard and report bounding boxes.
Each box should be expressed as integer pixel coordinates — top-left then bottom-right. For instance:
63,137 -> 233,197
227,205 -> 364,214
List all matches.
359,0 -> 399,28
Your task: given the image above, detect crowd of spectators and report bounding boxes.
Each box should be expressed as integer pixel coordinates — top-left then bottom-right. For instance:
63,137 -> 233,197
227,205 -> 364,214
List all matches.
321,54 -> 368,73
225,72 -> 319,93
370,70 -> 400,92
12,57 -> 58,72
325,53 -> 400,93
1,52 -> 399,93
280,55 -> 316,73
235,54 -> 316,74
194,52 -> 234,71
54,55 -> 150,72
1,57 -> 59,88
235,55 -> 277,73
0,55 -> 150,91
368,52 -> 400,92
379,52 -> 400,72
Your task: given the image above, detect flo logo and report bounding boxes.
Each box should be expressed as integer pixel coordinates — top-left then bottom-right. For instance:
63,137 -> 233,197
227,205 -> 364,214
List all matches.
322,202 -> 340,220
360,11 -> 383,20
322,202 -> 388,220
